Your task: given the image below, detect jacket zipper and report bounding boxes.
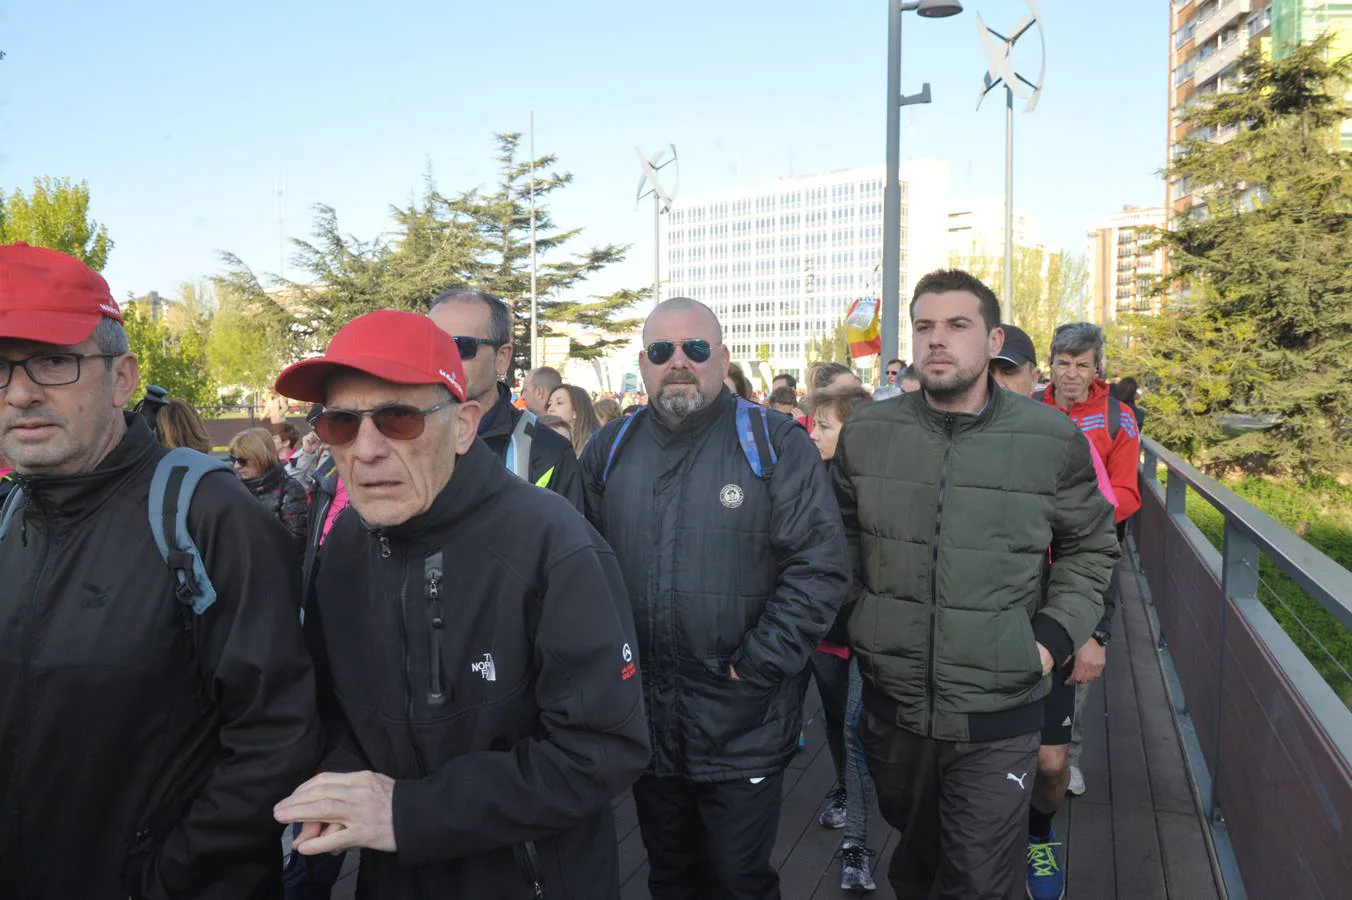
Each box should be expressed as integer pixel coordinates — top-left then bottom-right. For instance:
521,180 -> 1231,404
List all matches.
424,552 -> 446,707
14,485 -> 49,888
928,414 -> 956,736
383,532 -> 430,900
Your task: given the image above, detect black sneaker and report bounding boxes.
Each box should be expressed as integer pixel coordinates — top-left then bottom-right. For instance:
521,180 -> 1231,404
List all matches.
818,783 -> 847,829
835,842 -> 877,892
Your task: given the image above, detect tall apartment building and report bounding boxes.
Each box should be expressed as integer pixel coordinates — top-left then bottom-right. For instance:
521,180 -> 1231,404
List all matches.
662,159 -> 950,375
1086,206 -> 1167,325
1167,1 -> 1274,225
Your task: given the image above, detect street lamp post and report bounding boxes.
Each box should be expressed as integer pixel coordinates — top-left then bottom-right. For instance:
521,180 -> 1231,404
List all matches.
881,0 -> 963,368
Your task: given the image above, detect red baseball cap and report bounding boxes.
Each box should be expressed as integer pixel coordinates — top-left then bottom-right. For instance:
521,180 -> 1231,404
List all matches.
0,242 -> 123,345
274,309 -> 468,404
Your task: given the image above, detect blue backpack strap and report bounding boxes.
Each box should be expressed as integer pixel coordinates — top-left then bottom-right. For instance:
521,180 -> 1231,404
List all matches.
601,409 -> 645,485
149,448 -> 231,615
735,397 -> 778,481
0,485 -> 26,546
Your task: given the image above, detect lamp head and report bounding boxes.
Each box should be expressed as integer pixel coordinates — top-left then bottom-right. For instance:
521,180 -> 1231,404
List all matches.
916,0 -> 963,17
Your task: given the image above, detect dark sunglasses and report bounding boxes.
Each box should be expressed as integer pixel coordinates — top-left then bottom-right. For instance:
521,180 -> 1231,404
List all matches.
312,400 -> 454,447
645,339 -> 713,366
228,455 -> 248,467
451,336 -> 501,360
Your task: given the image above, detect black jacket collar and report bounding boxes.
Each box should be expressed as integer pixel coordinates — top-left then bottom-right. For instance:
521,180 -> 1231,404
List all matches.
477,382 -> 521,443
647,386 -> 733,445
243,463 -> 284,496
17,413 -> 160,528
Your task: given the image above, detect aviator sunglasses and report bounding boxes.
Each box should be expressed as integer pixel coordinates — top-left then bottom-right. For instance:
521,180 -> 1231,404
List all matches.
311,400 -> 455,447
645,339 -> 713,366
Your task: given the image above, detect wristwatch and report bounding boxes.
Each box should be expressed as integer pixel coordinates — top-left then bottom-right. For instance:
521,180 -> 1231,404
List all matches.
1091,630 -> 1109,647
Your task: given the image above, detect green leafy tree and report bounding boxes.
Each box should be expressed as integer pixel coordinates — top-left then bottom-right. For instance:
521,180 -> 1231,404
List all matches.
1118,39 -> 1352,477
123,300 -> 215,410
805,316 -> 851,368
0,177 -> 112,270
205,277 -> 295,403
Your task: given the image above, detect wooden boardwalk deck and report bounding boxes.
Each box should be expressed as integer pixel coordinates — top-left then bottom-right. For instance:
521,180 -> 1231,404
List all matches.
328,545 -> 1221,899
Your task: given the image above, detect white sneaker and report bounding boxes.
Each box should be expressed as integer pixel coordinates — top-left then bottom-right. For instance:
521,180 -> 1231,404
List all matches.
1067,765 -> 1086,796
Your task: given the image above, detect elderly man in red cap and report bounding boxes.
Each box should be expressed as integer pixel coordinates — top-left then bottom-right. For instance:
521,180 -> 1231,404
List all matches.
272,309 -> 649,899
0,243 -> 321,898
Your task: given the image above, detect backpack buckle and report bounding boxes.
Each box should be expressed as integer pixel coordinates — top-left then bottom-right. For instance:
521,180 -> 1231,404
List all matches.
165,549 -> 199,606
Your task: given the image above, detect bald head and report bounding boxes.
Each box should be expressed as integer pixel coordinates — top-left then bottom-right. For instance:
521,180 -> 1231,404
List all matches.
522,366 -> 562,417
642,297 -> 723,345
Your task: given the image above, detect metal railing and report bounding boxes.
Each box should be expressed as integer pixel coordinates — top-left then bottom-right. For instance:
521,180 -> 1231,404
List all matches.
1133,437 -> 1352,900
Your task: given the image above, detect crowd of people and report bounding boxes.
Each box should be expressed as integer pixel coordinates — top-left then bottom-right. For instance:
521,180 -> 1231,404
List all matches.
0,240 -> 1141,900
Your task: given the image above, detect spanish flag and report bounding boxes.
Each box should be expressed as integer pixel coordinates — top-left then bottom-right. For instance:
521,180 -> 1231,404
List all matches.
846,296 -> 881,359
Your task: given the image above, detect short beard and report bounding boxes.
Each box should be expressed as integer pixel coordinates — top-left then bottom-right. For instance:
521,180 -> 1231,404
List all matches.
919,364 -> 987,405
657,388 -> 708,419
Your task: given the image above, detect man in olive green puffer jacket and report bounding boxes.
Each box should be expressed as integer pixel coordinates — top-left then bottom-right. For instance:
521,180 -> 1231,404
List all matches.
832,269 -> 1119,900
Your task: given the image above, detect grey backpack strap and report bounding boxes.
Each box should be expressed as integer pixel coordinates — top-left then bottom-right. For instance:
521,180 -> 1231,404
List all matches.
148,448 -> 231,615
506,410 -> 537,481
0,485 -> 26,545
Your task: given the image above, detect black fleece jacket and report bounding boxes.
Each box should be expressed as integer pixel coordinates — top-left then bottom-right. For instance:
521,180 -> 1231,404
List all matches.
307,438 -> 649,899
0,416 -> 320,899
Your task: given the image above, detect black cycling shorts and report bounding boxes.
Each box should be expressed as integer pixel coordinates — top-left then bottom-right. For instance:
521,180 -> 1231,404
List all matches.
1041,659 -> 1076,746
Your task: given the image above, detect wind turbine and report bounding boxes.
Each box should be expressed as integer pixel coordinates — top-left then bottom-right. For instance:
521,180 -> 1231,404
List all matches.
636,145 -> 679,305
977,0 -> 1046,323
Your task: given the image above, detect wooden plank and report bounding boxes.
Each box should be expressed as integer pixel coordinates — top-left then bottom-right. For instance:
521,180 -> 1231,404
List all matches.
1065,794 -> 1116,899
1121,576 -> 1199,818
1106,573 -> 1169,900
1065,655 -> 1114,900
1156,811 -> 1221,900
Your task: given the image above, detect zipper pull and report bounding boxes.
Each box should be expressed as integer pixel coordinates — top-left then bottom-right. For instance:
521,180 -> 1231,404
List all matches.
377,533 -> 392,559
425,551 -> 447,707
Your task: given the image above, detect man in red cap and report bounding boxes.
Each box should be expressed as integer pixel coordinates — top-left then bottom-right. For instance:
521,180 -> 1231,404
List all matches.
0,243 -> 321,898
272,309 -> 649,899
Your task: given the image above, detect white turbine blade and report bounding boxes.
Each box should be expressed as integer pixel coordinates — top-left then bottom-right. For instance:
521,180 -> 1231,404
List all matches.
978,19 -> 1024,99
652,149 -> 668,167
668,146 -> 680,201
1025,0 -> 1047,113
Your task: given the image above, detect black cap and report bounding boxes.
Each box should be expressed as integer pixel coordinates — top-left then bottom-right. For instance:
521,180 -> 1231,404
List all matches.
994,323 -> 1037,367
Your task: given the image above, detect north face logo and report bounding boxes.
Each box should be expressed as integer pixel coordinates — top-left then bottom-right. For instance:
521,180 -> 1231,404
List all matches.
471,653 -> 496,682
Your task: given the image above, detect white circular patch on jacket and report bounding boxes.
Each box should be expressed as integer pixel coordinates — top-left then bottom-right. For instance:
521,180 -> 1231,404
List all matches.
720,484 -> 745,509
622,643 -> 633,663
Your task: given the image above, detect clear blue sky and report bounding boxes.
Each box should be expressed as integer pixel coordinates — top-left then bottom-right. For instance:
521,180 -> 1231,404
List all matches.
0,0 -> 1166,306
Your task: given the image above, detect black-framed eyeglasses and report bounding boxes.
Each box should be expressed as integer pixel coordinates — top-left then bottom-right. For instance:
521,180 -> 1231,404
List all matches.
450,336 -> 502,360
645,339 -> 713,366
311,400 -> 455,447
0,352 -> 122,389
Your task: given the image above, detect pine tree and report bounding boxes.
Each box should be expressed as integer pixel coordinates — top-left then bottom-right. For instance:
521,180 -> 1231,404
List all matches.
216,135 -> 644,380
450,133 -> 643,374
1120,38 -> 1352,477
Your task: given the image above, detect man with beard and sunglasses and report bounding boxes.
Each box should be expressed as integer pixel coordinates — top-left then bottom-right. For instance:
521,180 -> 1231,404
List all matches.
272,310 -> 649,899
830,270 -> 1119,900
579,297 -> 850,900
428,289 -> 584,512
